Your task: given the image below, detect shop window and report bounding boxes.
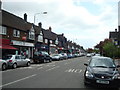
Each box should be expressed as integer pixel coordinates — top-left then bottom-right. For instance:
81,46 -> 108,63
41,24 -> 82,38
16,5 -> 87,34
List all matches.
0,26 -> 7,35
13,29 -> 20,37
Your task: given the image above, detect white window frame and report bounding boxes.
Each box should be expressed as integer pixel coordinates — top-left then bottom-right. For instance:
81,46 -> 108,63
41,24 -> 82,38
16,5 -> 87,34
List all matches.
13,29 -> 20,37
29,31 -> 35,40
45,39 -> 48,44
29,26 -> 35,40
55,38 -> 58,45
50,40 -> 52,44
0,26 -> 7,35
38,35 -> 43,42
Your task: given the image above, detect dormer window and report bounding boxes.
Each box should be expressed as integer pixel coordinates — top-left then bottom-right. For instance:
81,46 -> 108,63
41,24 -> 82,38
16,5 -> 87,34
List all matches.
13,29 -> 20,37
0,26 -> 7,35
55,38 -> 58,45
38,31 -> 43,42
29,26 -> 35,40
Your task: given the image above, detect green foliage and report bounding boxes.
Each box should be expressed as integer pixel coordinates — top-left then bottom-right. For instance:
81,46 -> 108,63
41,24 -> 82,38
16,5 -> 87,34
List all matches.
103,41 -> 120,58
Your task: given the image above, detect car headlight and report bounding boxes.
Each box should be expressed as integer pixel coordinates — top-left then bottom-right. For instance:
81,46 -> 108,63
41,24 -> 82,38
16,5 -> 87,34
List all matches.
112,73 -> 120,79
85,71 -> 94,78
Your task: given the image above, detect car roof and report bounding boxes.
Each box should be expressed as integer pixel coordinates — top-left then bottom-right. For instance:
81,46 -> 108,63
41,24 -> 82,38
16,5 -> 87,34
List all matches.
92,56 -> 111,60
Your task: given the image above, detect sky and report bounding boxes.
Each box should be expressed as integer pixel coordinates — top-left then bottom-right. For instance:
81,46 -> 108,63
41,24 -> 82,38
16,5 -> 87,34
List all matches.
1,0 -> 119,49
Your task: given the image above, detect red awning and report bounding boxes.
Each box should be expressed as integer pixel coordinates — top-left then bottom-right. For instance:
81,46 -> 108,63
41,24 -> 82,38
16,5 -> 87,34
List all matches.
0,44 -> 17,50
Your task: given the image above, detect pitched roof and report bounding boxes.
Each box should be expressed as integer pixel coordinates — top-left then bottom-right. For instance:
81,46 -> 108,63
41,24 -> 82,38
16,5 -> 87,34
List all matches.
2,9 -> 32,31
42,29 -> 57,40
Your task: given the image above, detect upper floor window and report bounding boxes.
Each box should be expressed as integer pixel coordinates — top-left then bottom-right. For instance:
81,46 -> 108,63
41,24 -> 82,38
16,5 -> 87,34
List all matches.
0,26 -> 7,35
45,39 -> 48,44
29,26 -> 35,40
13,29 -> 20,37
55,38 -> 58,45
38,35 -> 43,42
50,40 -> 52,44
29,31 -> 35,40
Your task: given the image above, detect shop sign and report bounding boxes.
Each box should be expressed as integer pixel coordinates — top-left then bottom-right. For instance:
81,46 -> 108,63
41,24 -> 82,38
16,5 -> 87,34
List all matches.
24,42 -> 34,47
12,40 -> 34,47
50,44 -> 56,47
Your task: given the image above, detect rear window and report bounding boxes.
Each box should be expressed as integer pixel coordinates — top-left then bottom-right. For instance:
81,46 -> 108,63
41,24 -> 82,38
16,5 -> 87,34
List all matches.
2,55 -> 12,60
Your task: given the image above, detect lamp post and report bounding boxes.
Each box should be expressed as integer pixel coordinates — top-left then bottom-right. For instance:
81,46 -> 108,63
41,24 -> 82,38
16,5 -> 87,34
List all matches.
34,12 -> 47,25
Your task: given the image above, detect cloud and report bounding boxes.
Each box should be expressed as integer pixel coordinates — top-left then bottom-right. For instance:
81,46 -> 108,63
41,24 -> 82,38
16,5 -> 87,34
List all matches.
2,0 -> 118,49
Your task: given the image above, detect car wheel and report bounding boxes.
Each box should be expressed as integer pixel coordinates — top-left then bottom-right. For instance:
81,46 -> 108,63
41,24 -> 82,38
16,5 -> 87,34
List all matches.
13,63 -> 17,69
26,62 -> 30,66
2,64 -> 6,71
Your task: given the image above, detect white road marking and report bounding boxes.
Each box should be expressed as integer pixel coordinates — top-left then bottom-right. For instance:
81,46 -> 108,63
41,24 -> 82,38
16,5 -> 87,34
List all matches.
46,66 -> 60,71
65,69 -> 82,73
0,74 -> 37,88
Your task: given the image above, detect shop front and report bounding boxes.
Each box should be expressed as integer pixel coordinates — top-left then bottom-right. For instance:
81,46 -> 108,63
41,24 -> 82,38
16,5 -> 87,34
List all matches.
49,44 -> 58,55
35,43 -> 49,53
0,39 -> 17,57
11,40 -> 34,58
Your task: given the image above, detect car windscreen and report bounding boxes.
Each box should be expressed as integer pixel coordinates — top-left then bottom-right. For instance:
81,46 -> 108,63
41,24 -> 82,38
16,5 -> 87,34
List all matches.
89,58 -> 116,68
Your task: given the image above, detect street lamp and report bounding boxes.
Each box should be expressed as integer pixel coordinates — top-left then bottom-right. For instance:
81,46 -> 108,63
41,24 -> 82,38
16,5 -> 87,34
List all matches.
34,12 -> 47,25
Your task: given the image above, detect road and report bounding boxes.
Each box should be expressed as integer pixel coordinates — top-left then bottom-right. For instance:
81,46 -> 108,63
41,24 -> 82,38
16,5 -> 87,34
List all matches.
1,56 -> 119,89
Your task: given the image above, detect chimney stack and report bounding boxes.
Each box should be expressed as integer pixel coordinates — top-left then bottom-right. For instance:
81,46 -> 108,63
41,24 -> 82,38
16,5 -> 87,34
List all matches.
119,26 -> 120,32
38,22 -> 42,28
49,26 -> 52,31
115,28 -> 117,32
24,13 -> 27,22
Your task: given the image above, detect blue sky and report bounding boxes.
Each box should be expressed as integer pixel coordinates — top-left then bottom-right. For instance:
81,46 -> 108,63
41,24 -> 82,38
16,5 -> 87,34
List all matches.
2,0 -> 119,49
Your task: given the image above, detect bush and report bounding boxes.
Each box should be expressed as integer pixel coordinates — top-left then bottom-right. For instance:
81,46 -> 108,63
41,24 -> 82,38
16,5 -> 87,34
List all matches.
103,42 -> 120,58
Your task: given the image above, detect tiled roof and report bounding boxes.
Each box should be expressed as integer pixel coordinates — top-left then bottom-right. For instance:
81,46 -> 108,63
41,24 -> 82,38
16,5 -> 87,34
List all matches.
42,29 -> 57,40
2,9 -> 32,31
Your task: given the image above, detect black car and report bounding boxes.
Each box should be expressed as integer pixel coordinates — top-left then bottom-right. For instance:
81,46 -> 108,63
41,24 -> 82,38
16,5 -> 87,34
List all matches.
33,51 -> 52,63
84,56 -> 120,88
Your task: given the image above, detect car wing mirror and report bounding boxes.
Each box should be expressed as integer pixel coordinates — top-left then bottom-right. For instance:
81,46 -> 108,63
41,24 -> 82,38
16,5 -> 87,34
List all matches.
84,63 -> 88,66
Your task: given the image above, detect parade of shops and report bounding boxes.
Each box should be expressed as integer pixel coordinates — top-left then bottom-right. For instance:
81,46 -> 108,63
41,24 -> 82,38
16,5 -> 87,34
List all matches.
0,9 -> 85,59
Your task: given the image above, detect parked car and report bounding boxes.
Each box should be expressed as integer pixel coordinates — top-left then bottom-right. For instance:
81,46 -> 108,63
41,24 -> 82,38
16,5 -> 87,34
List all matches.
86,53 -> 92,57
60,53 -> 68,60
84,56 -> 120,88
95,54 -> 101,56
51,54 -> 62,61
33,51 -> 52,63
67,54 -> 73,59
0,59 -> 7,71
3,55 -> 31,69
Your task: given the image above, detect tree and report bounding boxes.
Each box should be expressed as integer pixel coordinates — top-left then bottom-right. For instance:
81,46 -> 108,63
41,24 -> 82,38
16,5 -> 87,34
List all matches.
103,41 -> 119,58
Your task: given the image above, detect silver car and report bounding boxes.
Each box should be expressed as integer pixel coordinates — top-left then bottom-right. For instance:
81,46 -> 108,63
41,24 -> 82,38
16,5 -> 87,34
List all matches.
0,59 -> 7,71
3,55 -> 31,69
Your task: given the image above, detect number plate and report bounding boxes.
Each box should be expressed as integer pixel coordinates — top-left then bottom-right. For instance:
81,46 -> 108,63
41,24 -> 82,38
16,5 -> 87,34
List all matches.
96,80 -> 109,84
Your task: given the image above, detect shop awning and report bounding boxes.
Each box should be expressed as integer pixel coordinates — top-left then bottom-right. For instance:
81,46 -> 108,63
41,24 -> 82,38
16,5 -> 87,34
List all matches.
0,44 -> 17,50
